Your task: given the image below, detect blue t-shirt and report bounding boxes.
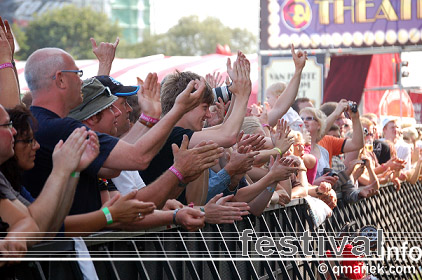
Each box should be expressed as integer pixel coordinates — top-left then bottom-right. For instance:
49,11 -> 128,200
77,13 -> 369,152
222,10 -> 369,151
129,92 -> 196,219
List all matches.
23,106 -> 119,215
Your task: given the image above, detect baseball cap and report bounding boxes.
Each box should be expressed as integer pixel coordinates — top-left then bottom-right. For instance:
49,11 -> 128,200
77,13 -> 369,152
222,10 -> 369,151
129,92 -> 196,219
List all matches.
381,116 -> 399,130
95,75 -> 139,97
69,78 -> 117,121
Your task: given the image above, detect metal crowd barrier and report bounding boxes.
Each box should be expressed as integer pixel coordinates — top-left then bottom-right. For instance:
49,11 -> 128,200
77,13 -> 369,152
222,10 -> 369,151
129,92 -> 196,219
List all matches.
7,182 -> 422,279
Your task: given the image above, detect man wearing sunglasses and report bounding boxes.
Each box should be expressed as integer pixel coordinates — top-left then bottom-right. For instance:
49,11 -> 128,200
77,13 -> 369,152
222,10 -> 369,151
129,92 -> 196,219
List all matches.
22,48 -> 222,219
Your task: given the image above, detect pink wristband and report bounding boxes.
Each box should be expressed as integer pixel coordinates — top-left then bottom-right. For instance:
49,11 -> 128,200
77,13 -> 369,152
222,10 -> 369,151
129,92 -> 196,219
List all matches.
139,113 -> 159,124
169,165 -> 184,182
0,63 -> 13,70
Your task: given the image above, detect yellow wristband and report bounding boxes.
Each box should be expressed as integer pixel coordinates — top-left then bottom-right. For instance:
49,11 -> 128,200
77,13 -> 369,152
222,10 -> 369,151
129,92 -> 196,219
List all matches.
273,147 -> 282,155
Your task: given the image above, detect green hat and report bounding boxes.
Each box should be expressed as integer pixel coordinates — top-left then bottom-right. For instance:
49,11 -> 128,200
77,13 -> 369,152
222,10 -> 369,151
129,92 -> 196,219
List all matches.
69,78 -> 117,121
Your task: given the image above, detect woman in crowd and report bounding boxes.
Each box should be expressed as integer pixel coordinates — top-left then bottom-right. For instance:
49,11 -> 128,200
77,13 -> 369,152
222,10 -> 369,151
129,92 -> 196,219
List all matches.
299,107 -> 329,180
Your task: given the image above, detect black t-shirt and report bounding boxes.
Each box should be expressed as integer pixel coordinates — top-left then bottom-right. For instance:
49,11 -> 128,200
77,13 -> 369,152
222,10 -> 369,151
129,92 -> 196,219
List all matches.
140,127 -> 194,184
23,106 -> 119,215
373,139 -> 391,164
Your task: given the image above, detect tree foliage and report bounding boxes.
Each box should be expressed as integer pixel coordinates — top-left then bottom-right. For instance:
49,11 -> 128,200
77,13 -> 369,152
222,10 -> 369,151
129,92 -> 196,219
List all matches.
15,5 -> 121,60
117,16 -> 257,58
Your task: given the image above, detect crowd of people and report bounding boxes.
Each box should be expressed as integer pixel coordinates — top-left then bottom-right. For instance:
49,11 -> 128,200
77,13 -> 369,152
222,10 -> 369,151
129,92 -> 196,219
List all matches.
1,16 -> 422,273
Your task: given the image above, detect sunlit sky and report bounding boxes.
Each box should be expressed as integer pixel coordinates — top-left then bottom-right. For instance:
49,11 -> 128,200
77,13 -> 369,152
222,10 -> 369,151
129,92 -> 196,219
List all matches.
150,0 -> 260,36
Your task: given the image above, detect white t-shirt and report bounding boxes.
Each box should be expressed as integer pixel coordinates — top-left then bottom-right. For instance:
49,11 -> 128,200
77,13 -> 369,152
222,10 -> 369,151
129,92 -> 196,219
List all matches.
111,170 -> 146,195
282,107 -> 304,131
395,140 -> 412,171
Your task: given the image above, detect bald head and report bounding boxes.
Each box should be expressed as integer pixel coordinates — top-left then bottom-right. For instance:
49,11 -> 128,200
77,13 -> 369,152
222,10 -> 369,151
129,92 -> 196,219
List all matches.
24,48 -> 71,93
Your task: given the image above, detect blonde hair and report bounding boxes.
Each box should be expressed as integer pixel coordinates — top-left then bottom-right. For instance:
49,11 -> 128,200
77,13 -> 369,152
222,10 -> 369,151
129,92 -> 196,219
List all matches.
241,116 -> 263,135
299,107 -> 327,142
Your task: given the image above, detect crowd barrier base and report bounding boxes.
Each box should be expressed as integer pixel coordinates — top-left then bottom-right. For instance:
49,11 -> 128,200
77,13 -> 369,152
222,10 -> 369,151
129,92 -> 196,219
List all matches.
10,182 -> 422,279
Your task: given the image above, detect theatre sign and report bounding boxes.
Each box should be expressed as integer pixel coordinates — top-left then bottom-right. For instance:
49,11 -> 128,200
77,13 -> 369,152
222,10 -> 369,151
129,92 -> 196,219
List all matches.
260,0 -> 422,50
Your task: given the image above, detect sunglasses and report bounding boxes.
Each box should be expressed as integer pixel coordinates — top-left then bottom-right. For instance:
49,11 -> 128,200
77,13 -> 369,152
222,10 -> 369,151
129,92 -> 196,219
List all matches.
363,128 -> 374,137
301,116 -> 315,122
79,87 -> 112,112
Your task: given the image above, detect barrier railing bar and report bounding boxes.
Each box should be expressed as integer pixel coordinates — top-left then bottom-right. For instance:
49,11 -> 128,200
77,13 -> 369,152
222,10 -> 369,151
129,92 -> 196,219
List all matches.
245,216 -> 276,280
152,235 -> 178,280
129,240 -> 151,280
259,214 -> 292,280
197,229 -> 222,280
215,224 -> 241,280
270,211 -> 304,280
231,222 -> 260,280
176,230 -> 201,280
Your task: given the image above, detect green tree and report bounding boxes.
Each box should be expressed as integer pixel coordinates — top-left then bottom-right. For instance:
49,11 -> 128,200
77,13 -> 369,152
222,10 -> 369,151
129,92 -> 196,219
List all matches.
117,16 -> 257,58
15,5 -> 121,60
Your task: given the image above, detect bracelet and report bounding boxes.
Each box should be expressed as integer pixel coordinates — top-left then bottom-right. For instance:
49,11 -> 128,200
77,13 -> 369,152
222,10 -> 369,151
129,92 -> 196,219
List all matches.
173,208 -> 180,225
102,207 -> 113,225
139,113 -> 159,124
273,147 -> 282,155
169,165 -> 184,182
71,171 -> 80,178
0,63 -> 13,70
200,207 -> 205,213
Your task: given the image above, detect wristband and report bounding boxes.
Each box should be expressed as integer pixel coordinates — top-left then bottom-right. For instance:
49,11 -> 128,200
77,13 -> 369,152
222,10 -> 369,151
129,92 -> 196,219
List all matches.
71,171 -> 80,178
0,63 -> 13,70
273,147 -> 282,155
169,165 -> 184,182
173,208 -> 180,225
102,207 -> 113,225
266,186 -> 275,193
139,113 -> 159,124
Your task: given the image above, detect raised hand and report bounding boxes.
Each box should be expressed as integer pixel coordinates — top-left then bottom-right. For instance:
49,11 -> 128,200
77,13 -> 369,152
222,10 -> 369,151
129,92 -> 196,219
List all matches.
271,119 -> 294,154
174,78 -> 206,114
204,194 -> 250,224
205,71 -> 224,88
91,37 -> 119,60
291,44 -> 307,72
268,155 -> 300,182
206,97 -> 226,127
137,73 -> 162,119
0,21 -> 12,64
76,129 -> 100,172
0,17 -> 14,59
226,51 -> 251,97
91,37 -> 119,76
172,135 -> 224,183
237,133 -> 266,151
225,146 -> 258,176
52,127 -> 99,174
175,207 -> 205,231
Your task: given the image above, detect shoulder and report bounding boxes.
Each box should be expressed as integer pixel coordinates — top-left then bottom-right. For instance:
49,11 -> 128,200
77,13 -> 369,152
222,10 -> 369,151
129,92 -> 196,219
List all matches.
168,127 -> 194,145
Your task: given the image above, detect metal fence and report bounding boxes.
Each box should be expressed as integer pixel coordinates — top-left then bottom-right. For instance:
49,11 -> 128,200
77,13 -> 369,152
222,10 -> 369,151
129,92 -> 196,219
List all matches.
8,182 -> 422,279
